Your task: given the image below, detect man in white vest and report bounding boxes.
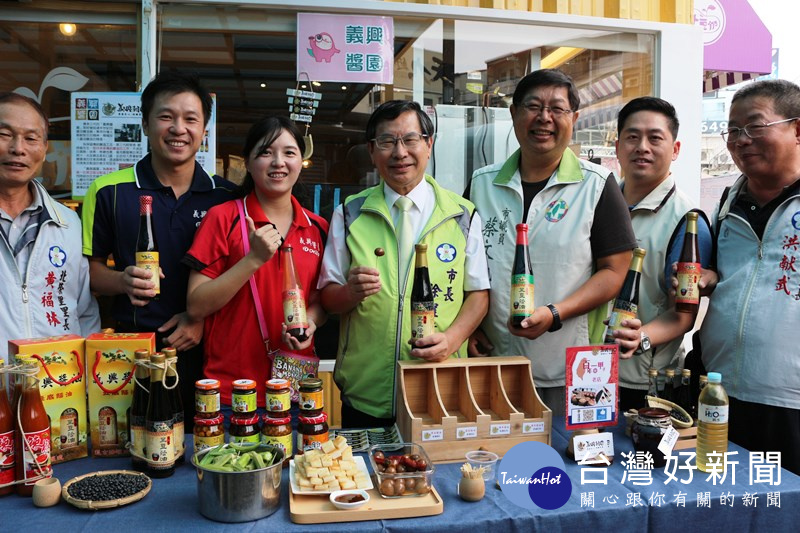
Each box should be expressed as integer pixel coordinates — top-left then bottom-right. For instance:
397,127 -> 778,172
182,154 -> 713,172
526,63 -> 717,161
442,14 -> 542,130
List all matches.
701,79 -> 800,474
610,97 -> 711,412
466,69 -> 636,415
0,92 -> 100,362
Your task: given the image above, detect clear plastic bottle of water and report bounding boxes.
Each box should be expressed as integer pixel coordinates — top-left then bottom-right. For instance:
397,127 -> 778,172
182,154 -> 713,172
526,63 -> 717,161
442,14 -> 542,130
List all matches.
696,372 -> 729,473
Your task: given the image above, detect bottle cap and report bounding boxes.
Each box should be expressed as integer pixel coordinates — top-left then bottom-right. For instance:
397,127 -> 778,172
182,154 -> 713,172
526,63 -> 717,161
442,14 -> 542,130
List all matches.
232,379 -> 257,390
707,372 -> 722,383
516,223 -> 529,232
134,349 -> 150,361
415,243 -> 428,253
196,379 -> 220,390
647,367 -> 658,376
681,368 -> 691,377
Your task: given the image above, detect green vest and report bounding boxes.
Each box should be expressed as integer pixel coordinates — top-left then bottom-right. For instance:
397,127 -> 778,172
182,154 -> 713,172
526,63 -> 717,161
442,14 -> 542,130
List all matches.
334,175 -> 474,419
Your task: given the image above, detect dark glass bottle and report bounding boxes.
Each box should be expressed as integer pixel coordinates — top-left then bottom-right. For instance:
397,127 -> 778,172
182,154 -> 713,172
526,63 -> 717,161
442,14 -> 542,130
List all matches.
662,368 -> 676,404
646,368 -> 659,399
162,347 -> 184,464
281,246 -> 309,342
675,212 -> 700,313
410,243 -> 435,341
605,248 -> 646,344
136,195 -> 160,299
676,368 -> 693,418
145,352 -> 175,478
510,223 -> 534,328
129,349 -> 150,472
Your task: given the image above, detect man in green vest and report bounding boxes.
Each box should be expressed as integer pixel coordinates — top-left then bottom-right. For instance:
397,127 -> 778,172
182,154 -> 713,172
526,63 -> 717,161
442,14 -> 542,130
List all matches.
318,100 -> 490,428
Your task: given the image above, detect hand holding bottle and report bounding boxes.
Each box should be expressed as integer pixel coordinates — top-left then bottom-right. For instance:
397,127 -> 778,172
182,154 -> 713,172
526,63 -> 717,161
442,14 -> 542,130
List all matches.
603,316 -> 642,359
121,264 -> 163,306
281,318 -> 316,351
245,216 -> 282,264
669,262 -> 719,298
409,331 -> 451,362
467,328 -> 493,357
507,306 -> 552,339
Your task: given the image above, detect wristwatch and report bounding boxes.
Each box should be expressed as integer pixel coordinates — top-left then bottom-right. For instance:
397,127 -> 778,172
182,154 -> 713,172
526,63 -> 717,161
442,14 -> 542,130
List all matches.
634,331 -> 652,356
546,303 -> 562,332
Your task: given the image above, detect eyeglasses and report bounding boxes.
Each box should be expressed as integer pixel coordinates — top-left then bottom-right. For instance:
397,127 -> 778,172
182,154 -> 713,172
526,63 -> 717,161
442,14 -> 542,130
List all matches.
371,132 -> 430,151
721,117 -> 800,143
520,102 -> 573,118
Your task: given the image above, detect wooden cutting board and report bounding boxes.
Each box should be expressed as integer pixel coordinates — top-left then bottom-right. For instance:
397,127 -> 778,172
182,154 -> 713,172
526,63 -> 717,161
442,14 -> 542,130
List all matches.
289,486 -> 443,524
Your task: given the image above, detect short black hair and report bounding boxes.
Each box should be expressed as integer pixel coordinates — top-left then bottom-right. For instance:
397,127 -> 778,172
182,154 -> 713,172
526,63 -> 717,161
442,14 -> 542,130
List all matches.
512,69 -> 580,112
617,97 -> 680,139
731,79 -> 800,120
239,115 -> 305,198
365,100 -> 434,144
0,92 -> 49,141
141,71 -> 213,126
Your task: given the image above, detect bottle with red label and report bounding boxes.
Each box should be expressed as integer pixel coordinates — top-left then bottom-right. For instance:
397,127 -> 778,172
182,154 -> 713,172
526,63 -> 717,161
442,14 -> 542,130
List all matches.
14,359 -> 52,496
510,223 -> 535,327
0,360 -> 16,496
675,212 -> 701,313
281,245 -> 309,342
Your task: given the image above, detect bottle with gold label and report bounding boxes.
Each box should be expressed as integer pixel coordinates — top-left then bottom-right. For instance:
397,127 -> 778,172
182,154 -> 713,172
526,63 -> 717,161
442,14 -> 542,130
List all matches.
676,212 -> 700,313
410,243 -> 435,341
136,194 -> 160,299
604,248 -> 646,344
145,352 -> 174,478
281,246 -> 309,342
129,348 -> 150,471
510,223 -> 534,327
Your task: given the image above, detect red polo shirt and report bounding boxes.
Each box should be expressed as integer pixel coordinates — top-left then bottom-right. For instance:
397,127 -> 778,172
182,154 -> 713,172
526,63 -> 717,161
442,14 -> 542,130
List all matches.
184,192 -> 328,406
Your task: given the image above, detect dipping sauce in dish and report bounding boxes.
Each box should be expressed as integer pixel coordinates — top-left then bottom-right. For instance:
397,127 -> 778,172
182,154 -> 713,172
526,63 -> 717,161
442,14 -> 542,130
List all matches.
335,493 -> 366,504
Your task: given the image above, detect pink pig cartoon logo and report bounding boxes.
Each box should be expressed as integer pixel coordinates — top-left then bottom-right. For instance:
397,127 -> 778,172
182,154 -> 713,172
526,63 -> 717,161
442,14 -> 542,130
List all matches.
307,33 -> 340,63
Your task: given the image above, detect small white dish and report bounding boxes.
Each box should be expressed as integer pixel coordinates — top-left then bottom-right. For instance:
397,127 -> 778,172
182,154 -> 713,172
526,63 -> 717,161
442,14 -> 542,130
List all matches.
329,489 -> 370,510
32,477 -> 61,508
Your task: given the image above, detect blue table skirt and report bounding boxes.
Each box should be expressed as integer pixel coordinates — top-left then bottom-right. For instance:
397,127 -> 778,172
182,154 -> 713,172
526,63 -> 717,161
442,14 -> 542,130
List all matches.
2,417 -> 797,532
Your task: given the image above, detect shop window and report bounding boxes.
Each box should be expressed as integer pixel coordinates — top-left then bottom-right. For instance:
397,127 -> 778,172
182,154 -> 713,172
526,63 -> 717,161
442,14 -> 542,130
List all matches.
0,20 -> 137,198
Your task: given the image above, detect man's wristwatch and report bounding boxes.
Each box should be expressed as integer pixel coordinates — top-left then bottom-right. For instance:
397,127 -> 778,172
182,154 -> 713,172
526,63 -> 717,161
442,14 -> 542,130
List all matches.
546,303 -> 562,332
634,331 -> 652,356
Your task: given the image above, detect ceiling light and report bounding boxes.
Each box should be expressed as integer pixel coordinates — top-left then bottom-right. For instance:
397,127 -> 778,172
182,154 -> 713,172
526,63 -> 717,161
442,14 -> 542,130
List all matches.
302,159 -> 312,168
59,23 -> 77,36
341,85 -> 347,91
301,84 -> 307,89
312,81 -> 321,87
260,83 -> 266,88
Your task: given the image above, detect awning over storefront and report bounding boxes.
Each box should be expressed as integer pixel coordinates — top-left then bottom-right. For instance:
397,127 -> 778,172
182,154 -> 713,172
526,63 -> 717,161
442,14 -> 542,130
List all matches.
695,0 -> 772,92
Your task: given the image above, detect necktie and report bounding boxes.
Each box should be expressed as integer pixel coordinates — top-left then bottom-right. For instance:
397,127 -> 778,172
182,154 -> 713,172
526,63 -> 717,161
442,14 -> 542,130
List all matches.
395,196 -> 414,279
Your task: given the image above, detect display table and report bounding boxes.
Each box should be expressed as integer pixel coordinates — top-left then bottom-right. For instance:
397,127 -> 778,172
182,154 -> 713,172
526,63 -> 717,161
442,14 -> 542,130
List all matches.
2,418 -> 797,532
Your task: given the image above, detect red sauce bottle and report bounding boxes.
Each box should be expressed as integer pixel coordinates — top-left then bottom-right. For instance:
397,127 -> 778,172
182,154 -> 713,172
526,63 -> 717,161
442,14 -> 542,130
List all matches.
14,359 -> 52,496
0,360 -> 15,496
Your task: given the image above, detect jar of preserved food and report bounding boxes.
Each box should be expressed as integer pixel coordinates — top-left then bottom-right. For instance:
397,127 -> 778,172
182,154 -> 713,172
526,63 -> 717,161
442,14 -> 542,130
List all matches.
231,379 -> 257,416
298,378 -> 324,416
264,379 -> 291,418
631,407 -> 672,468
195,379 -> 221,419
297,412 -> 329,453
261,415 -> 293,460
229,414 -> 261,444
193,414 -> 225,453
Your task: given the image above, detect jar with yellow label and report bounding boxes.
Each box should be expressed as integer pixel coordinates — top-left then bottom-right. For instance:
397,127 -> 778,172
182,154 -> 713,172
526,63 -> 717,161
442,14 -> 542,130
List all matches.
265,378 -> 291,418
297,412 -> 329,453
193,414 -> 225,453
231,379 -> 257,415
195,379 -> 221,419
298,378 -> 324,416
229,414 -> 261,444
261,415 -> 293,461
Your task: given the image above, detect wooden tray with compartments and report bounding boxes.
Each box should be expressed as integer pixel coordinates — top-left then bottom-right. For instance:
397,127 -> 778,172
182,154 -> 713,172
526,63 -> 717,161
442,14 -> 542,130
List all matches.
396,356 -> 552,462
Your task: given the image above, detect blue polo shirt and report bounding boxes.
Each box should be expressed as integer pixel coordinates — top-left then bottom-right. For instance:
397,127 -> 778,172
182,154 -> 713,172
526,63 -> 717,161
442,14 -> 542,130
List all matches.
82,154 -> 236,330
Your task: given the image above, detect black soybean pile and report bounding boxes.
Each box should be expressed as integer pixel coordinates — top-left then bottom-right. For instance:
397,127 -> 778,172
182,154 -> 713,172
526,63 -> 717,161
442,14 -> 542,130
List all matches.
67,473 -> 149,501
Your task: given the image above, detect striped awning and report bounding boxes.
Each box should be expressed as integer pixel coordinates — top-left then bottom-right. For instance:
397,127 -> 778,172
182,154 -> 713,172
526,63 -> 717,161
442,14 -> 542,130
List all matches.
703,71 -> 759,93
578,73 -> 622,106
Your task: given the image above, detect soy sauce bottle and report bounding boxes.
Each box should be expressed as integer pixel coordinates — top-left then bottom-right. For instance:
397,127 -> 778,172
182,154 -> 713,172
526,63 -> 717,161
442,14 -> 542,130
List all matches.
145,353 -> 175,478
129,349 -> 150,472
281,246 -> 309,342
605,248 -> 646,344
163,347 -> 184,465
136,195 -> 160,299
510,223 -> 534,327
410,244 -> 435,341
676,212 -> 700,313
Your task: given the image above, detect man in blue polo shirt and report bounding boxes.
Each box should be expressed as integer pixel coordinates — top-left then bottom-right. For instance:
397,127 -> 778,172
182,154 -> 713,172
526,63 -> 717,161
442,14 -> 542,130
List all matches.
82,71 -> 235,423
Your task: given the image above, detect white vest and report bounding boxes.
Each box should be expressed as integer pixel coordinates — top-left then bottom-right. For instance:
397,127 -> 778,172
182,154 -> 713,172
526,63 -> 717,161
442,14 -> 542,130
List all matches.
470,149 -> 611,387
619,175 -> 695,389
699,175 -> 800,409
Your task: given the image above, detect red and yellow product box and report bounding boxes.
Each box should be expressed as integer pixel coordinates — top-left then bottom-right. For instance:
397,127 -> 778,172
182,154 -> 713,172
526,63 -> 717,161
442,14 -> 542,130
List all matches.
85,332 -> 155,458
8,334 -> 87,464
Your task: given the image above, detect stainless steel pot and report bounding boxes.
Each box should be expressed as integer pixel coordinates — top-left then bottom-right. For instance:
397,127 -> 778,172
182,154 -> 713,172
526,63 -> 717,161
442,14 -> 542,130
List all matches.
192,444 -> 284,523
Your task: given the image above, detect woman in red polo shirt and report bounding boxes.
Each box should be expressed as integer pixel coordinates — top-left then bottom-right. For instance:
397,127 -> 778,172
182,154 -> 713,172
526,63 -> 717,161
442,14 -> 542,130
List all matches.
184,116 -> 328,407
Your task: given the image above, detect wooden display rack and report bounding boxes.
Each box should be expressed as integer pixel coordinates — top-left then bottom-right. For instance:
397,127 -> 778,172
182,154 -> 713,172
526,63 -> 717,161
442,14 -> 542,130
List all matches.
396,356 -> 551,462
674,426 -> 698,450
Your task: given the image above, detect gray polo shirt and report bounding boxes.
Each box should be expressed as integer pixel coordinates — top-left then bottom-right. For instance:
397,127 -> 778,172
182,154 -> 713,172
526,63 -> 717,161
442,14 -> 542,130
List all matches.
0,183 -> 44,275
